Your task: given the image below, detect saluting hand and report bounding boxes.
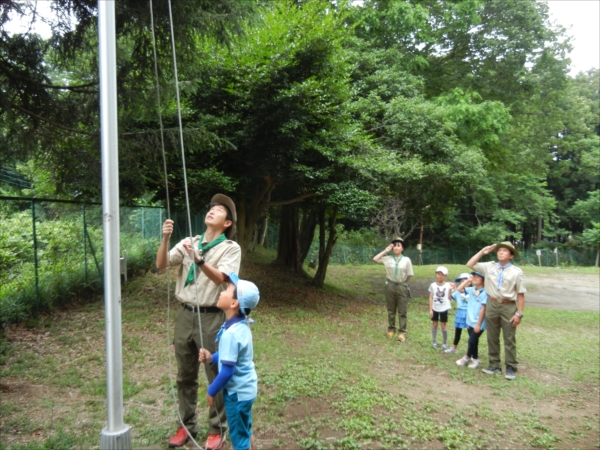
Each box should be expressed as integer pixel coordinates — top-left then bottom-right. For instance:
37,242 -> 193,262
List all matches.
481,244 -> 497,255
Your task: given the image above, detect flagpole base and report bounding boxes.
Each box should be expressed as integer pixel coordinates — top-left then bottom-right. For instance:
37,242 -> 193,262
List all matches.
100,425 -> 132,450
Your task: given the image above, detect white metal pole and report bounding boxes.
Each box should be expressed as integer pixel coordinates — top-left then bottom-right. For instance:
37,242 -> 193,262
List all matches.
98,1 -> 131,448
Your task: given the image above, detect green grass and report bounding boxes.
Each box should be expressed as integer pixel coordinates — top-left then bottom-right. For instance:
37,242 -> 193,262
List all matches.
1,250 -> 599,449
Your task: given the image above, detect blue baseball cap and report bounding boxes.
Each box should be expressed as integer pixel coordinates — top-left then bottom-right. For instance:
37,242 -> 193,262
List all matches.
455,272 -> 470,282
229,272 -> 260,315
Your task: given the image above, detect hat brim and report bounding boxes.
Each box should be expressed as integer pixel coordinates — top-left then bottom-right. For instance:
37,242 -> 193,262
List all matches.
228,272 -> 240,286
211,194 -> 237,240
470,271 -> 485,279
496,243 -> 519,258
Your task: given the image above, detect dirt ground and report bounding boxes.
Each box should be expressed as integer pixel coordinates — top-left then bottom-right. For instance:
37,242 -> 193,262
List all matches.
408,272 -> 599,312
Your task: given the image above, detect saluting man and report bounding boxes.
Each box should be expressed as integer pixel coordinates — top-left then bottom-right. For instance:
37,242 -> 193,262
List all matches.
157,194 -> 241,450
466,242 -> 526,381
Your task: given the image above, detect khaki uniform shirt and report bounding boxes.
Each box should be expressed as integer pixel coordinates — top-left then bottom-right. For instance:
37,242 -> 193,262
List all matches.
377,255 -> 414,283
169,235 -> 241,307
474,261 -> 526,301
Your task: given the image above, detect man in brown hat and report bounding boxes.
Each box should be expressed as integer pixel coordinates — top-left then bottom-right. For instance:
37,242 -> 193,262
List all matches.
157,194 -> 241,449
466,242 -> 526,380
373,237 -> 414,342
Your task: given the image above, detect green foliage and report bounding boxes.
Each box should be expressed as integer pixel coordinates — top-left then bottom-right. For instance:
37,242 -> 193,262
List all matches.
580,222 -> 600,248
334,226 -> 385,247
0,202 -> 162,325
568,190 -> 600,227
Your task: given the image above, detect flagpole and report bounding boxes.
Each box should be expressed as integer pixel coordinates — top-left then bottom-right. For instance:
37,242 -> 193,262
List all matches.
98,1 -> 131,448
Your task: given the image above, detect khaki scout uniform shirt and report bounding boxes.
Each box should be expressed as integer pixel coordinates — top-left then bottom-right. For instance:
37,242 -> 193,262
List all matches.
169,235 -> 241,307
474,261 -> 526,301
377,255 -> 414,283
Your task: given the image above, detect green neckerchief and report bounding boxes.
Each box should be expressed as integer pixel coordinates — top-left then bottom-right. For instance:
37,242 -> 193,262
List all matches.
392,254 -> 404,278
184,233 -> 227,287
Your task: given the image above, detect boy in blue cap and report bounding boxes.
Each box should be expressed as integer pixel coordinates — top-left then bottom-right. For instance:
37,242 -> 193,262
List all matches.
199,272 -> 260,450
455,272 -> 488,369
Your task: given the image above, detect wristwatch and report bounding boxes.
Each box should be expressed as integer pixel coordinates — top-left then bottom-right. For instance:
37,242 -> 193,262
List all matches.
515,312 -> 523,318
196,255 -> 206,266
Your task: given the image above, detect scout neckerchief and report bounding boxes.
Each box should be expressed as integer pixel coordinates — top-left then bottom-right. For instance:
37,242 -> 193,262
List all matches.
496,262 -> 512,289
184,232 -> 227,287
392,254 -> 404,279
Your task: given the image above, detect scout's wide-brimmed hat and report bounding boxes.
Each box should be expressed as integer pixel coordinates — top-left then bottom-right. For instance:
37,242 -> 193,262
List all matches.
496,241 -> 518,258
391,236 -> 404,244
211,193 -> 237,239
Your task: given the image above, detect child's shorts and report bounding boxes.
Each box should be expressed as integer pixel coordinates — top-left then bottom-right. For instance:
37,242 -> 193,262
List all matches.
223,390 -> 255,450
454,309 -> 468,329
431,310 -> 449,323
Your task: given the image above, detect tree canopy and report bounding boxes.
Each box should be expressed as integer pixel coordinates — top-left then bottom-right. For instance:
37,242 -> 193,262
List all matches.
1,0 -> 599,281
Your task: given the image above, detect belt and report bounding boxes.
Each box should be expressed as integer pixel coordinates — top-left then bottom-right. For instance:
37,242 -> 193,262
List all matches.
387,279 -> 408,286
182,304 -> 220,313
490,297 -> 515,304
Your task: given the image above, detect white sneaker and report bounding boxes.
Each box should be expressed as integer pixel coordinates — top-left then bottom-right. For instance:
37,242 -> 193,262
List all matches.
444,347 -> 458,354
468,358 -> 480,369
456,355 -> 470,366
441,344 -> 449,350
432,342 -> 438,349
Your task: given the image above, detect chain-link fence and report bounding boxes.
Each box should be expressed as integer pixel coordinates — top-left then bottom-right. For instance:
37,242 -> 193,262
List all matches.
303,243 -> 597,266
2,198 -> 596,324
0,196 -> 165,323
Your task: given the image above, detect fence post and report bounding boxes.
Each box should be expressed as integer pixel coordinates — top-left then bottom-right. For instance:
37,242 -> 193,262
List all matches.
31,200 -> 40,310
83,204 -> 88,283
159,209 -> 163,239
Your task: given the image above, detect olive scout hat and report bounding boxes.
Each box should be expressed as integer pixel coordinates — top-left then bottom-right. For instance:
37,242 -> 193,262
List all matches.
391,236 -> 404,244
496,241 -> 519,258
211,193 -> 237,240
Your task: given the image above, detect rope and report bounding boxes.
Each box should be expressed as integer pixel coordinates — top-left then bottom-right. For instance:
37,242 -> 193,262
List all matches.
151,1 -> 225,447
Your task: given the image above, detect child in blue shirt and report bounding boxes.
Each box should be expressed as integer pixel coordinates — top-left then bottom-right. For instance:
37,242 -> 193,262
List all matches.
444,273 -> 470,354
455,272 -> 488,369
199,272 -> 259,450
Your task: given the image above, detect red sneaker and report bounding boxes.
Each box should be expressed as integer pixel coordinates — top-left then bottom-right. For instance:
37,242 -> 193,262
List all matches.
168,427 -> 190,448
203,433 -> 225,450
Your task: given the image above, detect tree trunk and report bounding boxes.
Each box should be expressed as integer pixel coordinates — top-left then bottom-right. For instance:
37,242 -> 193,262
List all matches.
258,216 -> 269,247
298,207 -> 319,266
275,204 -> 303,272
595,248 -> 599,268
312,206 -> 338,288
258,188 -> 271,248
248,224 -> 259,252
537,216 -> 543,243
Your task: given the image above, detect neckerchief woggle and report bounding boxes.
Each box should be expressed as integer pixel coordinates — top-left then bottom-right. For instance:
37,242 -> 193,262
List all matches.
497,262 -> 512,289
184,232 -> 227,287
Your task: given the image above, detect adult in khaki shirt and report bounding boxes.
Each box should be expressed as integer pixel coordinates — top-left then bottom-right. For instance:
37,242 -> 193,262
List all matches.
373,237 -> 414,342
157,194 -> 241,450
467,242 -> 526,381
